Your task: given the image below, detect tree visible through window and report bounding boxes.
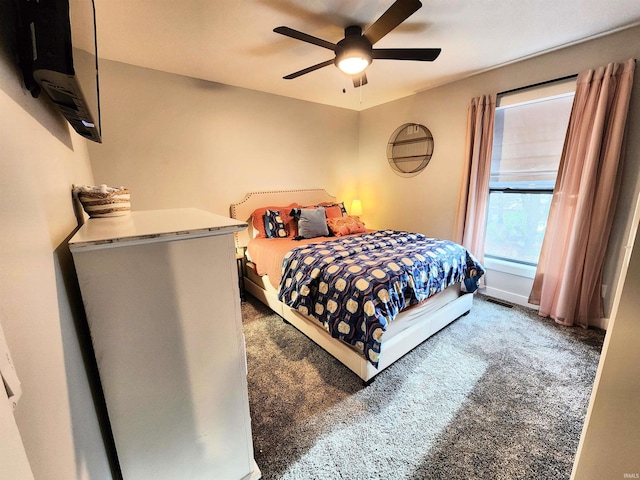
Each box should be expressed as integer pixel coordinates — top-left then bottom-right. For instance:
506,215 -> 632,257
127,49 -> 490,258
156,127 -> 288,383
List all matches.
485,80 -> 575,266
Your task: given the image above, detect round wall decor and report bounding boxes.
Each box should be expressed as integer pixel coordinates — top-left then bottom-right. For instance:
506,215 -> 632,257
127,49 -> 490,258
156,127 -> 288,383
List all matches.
387,123 -> 434,177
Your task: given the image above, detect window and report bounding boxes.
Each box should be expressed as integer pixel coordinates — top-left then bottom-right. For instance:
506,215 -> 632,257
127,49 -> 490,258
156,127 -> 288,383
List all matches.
485,79 -> 575,266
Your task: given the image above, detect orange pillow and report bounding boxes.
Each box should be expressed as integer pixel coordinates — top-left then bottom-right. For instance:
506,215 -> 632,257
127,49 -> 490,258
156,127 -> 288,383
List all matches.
251,203 -> 299,238
317,202 -> 347,219
326,215 -> 366,237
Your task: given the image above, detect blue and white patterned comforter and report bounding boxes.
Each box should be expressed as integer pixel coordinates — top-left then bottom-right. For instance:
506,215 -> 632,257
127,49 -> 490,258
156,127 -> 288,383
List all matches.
277,230 -> 485,367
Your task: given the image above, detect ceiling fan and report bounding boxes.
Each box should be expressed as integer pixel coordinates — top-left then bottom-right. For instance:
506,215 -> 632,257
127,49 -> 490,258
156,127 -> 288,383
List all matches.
274,0 -> 441,88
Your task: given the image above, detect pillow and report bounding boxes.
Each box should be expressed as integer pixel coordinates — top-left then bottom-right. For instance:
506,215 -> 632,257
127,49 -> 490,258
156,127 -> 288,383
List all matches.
251,203 -> 299,238
293,207 -> 329,239
326,215 -> 366,237
318,202 -> 347,219
263,209 -> 288,238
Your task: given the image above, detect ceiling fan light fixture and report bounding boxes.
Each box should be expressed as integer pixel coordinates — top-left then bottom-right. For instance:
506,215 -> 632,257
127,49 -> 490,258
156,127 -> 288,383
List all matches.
336,48 -> 372,75
337,55 -> 370,75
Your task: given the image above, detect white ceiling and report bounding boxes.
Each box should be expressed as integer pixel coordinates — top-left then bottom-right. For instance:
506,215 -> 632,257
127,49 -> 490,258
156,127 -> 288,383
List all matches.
93,0 -> 640,111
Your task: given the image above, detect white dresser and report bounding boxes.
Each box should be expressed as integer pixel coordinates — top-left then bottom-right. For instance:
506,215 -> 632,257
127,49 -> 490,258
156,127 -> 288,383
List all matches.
69,208 -> 260,480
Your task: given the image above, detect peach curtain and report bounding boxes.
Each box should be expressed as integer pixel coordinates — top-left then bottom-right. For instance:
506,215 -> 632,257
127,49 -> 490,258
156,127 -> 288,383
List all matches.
454,95 -> 495,263
529,59 -> 636,327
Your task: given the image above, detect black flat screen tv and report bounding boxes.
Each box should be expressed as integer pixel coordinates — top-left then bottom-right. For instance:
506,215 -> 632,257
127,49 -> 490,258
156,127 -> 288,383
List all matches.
17,0 -> 102,143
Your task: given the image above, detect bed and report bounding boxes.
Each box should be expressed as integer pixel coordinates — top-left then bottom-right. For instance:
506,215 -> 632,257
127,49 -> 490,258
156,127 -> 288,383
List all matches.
230,188 -> 484,383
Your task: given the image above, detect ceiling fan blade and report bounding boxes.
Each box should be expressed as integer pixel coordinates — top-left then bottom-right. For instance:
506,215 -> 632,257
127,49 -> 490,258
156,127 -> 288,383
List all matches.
283,59 -> 335,79
363,0 -> 422,45
352,73 -> 368,88
372,48 -> 441,61
274,26 -> 337,51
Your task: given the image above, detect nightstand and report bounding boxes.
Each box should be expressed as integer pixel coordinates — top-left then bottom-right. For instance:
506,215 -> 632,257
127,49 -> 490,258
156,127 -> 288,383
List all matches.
236,248 -> 246,301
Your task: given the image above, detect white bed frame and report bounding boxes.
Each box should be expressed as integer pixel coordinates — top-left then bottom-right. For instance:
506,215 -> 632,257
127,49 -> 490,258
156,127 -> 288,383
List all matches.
230,188 -> 474,382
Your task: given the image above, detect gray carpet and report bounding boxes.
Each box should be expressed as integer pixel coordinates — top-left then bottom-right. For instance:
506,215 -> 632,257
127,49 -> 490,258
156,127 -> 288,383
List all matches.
241,294 -> 605,480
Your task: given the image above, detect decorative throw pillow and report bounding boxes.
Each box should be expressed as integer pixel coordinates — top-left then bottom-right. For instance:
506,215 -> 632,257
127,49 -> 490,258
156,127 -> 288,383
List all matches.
251,203 -> 299,238
326,215 -> 366,237
293,207 -> 330,239
263,209 -> 288,238
318,202 -> 348,219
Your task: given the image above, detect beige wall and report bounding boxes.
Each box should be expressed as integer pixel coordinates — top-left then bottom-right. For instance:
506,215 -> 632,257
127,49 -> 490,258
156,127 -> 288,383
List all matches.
0,43 -> 111,480
87,60 -> 361,217
358,25 -> 640,318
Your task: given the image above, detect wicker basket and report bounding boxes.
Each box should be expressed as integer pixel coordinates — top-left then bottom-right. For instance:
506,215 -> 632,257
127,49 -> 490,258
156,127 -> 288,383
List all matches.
76,187 -> 131,218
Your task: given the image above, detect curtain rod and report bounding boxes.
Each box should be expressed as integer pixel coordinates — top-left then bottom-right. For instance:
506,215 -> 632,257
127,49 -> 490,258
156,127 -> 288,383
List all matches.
498,74 -> 578,97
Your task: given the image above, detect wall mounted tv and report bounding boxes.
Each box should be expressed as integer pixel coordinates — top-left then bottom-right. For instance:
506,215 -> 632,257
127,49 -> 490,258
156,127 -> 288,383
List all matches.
17,0 -> 102,143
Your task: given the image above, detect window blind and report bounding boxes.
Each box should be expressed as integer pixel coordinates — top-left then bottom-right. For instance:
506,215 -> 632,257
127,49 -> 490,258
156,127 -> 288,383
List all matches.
491,80 -> 575,190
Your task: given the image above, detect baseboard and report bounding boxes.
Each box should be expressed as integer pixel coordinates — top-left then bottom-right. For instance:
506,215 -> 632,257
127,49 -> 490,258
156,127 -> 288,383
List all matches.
483,288 -> 608,330
483,286 -> 539,310
591,317 -> 609,330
